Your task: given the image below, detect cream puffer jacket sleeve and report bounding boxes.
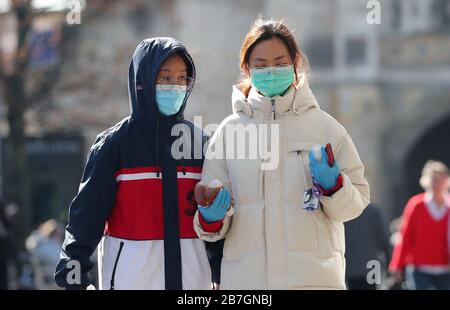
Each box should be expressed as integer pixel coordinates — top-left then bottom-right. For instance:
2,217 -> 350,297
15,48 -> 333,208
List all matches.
193,119 -> 234,241
319,129 -> 370,222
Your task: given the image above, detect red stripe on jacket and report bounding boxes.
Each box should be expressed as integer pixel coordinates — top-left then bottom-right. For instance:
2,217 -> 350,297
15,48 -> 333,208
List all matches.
114,166 -> 161,177
106,166 -> 201,240
176,166 -> 202,173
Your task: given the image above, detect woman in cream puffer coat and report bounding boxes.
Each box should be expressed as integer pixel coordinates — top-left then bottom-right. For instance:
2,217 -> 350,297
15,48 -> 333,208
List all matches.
194,19 -> 370,290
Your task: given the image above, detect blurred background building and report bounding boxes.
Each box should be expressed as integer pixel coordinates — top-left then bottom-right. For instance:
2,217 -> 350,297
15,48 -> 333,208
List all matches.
0,0 -> 449,289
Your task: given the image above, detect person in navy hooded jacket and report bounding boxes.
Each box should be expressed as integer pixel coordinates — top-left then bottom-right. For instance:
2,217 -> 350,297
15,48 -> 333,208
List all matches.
54,37 -> 219,290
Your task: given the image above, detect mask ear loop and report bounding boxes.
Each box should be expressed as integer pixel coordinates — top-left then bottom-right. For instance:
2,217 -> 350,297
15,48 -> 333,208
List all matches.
294,72 -> 305,89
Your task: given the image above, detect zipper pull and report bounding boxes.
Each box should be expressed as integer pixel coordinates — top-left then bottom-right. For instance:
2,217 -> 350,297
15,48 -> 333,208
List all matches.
271,98 -> 275,120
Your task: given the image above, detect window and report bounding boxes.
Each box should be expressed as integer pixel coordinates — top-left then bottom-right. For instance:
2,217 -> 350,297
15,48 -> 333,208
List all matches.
303,39 -> 334,69
434,0 -> 450,31
391,0 -> 402,30
345,38 -> 367,66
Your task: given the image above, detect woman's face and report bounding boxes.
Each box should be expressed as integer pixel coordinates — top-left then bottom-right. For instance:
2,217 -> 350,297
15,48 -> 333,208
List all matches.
247,37 -> 292,72
156,55 -> 188,87
429,172 -> 450,194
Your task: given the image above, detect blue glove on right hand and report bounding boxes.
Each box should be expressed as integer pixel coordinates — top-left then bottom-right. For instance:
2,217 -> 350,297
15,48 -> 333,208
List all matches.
309,146 -> 340,190
198,188 -> 231,223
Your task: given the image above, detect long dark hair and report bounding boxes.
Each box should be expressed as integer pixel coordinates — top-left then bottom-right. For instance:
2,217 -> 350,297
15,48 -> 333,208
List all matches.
238,18 -> 309,97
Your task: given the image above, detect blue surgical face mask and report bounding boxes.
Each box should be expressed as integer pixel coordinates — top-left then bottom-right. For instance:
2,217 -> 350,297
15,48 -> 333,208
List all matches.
155,85 -> 187,116
250,65 -> 295,97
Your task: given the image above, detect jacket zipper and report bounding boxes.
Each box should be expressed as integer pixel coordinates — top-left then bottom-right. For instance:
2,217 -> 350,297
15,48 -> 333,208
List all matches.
270,99 -> 288,287
260,99 -> 276,196
264,98 -> 279,287
110,241 -> 124,290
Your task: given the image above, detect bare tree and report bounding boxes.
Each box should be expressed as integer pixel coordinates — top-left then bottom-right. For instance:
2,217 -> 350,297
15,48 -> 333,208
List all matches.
0,0 -> 84,240
0,0 -> 33,239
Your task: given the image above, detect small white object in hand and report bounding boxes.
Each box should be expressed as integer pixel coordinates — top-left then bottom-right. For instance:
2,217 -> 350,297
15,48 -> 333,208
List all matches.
312,145 -> 322,163
208,179 -> 223,188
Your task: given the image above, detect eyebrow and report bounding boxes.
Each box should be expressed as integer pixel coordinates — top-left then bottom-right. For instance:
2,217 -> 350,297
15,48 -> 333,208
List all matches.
254,55 -> 288,62
274,55 -> 288,61
159,68 -> 187,73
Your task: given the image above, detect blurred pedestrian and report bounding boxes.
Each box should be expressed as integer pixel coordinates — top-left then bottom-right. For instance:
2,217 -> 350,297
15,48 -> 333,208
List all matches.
0,198 -> 11,290
345,203 -> 390,290
26,219 -> 64,290
385,216 -> 407,290
389,160 -> 450,290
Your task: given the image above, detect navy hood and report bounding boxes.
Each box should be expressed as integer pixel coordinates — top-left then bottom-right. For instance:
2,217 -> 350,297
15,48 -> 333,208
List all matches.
128,37 -> 196,132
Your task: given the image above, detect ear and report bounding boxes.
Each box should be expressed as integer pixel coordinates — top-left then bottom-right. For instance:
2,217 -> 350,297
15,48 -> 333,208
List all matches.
242,63 -> 251,77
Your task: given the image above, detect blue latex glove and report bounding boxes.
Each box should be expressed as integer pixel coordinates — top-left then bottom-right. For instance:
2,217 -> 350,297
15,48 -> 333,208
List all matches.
198,188 -> 231,223
309,146 -> 340,190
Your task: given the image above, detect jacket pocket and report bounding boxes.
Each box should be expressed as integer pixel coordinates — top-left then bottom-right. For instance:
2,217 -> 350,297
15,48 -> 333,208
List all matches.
286,147 -> 306,205
110,241 -> 124,290
285,142 -> 318,204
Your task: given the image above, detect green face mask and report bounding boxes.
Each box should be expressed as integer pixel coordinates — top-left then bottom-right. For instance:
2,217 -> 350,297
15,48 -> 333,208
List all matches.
250,65 -> 295,97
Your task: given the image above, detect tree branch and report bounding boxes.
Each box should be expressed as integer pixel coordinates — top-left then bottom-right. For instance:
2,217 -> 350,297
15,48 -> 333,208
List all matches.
12,0 -> 33,77
26,19 -> 81,107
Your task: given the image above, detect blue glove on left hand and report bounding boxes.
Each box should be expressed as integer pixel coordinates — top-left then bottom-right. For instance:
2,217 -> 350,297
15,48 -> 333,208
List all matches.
197,188 -> 231,223
309,146 -> 340,190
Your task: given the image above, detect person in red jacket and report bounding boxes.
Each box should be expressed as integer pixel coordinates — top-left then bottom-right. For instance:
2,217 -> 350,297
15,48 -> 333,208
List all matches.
389,160 -> 450,290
